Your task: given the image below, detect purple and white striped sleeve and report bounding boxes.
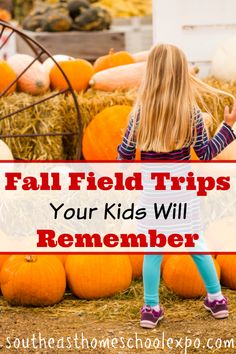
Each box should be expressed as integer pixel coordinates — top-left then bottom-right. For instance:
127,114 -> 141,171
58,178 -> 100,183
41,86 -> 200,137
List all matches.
117,112 -> 138,160
193,109 -> 236,160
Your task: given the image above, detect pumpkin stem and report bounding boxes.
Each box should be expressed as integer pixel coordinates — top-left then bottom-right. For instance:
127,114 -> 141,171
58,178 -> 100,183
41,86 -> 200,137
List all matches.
25,255 -> 37,263
193,66 -> 200,74
109,48 -> 115,55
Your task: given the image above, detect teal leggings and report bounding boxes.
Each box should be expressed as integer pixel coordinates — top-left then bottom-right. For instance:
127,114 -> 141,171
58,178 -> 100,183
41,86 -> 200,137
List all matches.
143,255 -> 221,306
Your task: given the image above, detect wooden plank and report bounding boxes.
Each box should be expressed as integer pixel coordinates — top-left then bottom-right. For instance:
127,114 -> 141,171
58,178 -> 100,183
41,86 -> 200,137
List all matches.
16,30 -> 125,61
113,16 -> 152,26
183,23 -> 236,30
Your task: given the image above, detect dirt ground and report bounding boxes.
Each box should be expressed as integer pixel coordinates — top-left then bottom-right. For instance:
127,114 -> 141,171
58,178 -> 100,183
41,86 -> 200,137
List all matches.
0,282 -> 235,354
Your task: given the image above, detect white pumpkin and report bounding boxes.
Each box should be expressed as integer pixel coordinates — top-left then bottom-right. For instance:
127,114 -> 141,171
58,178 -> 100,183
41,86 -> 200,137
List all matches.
0,140 -> 13,160
43,55 -> 75,75
211,37 -> 236,81
8,54 -> 50,95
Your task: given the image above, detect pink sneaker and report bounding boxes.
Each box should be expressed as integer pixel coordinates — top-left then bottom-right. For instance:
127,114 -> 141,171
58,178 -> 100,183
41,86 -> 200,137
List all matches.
140,305 -> 164,329
204,297 -> 229,319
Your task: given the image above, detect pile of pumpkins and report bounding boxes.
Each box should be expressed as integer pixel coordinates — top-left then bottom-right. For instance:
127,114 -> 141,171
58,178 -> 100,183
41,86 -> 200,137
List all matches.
1,36 -> 236,96
0,47 -> 200,97
0,253 -> 143,306
0,49 -> 148,97
3,49 -> 235,162
0,53 -> 91,96
162,254 -> 236,298
162,218 -> 236,298
22,0 -> 112,33
0,213 -> 235,308
0,251 -> 235,307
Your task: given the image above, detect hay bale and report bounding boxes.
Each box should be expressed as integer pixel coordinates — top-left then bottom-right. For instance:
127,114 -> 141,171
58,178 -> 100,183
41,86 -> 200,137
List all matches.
202,77 -> 236,136
1,79 -> 235,160
0,89 -> 137,160
0,93 -> 70,160
78,89 -> 137,128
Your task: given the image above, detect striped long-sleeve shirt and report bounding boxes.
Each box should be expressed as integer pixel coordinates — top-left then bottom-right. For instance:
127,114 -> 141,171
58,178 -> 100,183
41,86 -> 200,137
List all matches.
117,108 -> 236,160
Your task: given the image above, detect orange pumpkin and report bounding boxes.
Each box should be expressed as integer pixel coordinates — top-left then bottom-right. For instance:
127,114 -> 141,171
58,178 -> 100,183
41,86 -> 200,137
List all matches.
0,254 -> 9,288
0,255 -> 9,269
0,9 -> 11,22
1,255 -> 66,306
83,105 -> 132,160
65,255 -> 132,299
217,255 -> 236,290
190,113 -> 211,160
190,148 -> 198,160
161,255 -> 172,274
163,255 -> 220,298
56,254 -> 68,265
0,233 -> 10,274
50,59 -> 94,92
94,48 -> 135,73
0,61 -> 16,95
8,54 -> 50,95
43,55 -> 75,75
129,255 -> 143,279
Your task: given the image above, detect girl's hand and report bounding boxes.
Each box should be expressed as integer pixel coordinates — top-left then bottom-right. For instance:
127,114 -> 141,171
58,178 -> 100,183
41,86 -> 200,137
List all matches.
224,100 -> 236,127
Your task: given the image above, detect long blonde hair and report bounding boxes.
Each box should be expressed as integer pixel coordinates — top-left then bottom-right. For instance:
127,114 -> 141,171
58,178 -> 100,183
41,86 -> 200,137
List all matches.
133,43 -> 235,152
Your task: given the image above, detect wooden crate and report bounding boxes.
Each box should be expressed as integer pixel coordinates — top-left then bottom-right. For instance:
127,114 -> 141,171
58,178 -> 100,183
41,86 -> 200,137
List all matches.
16,30 -> 125,61
112,16 -> 152,26
112,16 -> 153,53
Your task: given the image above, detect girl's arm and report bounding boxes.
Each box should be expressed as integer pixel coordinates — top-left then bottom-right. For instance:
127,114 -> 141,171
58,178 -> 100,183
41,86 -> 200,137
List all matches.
193,106 -> 236,160
117,112 -> 138,160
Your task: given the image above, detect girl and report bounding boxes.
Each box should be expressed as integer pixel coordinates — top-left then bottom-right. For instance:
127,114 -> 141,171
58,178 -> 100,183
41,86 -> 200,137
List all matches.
117,44 -> 236,329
